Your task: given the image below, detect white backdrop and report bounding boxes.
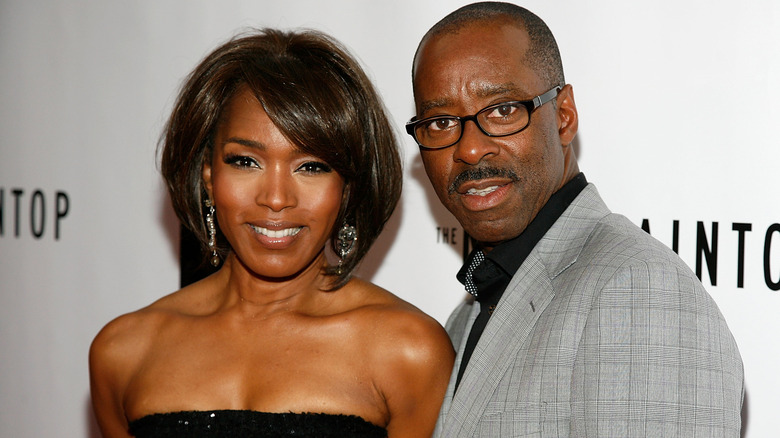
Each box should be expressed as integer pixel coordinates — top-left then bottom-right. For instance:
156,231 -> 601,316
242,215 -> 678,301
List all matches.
1,1 -> 777,436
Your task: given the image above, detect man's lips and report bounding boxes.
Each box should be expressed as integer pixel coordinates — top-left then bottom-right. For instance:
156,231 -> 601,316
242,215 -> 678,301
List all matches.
456,179 -> 511,196
457,180 -> 512,212
448,166 -> 520,195
466,185 -> 500,196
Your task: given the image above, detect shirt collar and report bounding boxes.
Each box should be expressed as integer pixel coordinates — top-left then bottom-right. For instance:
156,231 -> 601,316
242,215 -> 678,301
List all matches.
487,172 -> 588,276
457,173 -> 588,292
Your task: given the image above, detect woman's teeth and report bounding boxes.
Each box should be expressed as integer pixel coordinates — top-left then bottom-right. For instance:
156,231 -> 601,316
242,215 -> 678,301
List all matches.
250,226 -> 302,238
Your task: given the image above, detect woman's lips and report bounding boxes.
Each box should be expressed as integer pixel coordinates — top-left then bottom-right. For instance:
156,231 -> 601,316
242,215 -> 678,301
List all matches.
248,223 -> 304,249
249,225 -> 303,238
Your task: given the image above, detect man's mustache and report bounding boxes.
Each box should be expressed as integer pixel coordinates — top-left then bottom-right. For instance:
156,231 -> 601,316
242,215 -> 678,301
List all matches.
448,167 -> 520,194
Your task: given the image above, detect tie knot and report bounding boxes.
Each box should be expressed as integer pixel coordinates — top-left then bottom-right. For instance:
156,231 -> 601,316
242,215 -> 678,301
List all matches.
464,251 -> 485,297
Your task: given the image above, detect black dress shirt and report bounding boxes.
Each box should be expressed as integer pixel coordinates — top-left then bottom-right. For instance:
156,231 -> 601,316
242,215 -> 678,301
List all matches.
453,173 -> 588,391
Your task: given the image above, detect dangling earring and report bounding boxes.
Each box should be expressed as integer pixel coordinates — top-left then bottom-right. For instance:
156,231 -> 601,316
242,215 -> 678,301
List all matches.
335,223 -> 357,274
204,199 -> 220,267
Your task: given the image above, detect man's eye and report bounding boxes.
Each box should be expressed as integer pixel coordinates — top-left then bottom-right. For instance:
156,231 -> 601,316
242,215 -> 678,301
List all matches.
487,104 -> 519,118
298,161 -> 333,174
427,118 -> 457,131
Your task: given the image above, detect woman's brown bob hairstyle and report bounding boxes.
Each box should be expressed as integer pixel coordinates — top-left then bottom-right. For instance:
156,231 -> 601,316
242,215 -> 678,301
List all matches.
160,28 -> 402,289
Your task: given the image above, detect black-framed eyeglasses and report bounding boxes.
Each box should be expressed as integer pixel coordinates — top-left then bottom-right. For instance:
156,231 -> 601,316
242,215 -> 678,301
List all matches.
405,86 -> 561,150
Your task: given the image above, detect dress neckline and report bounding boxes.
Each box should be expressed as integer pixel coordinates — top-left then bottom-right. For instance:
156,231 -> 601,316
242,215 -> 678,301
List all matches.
128,409 -> 387,437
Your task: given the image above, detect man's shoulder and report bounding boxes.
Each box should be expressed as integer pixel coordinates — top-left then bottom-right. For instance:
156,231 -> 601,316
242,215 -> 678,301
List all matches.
533,183 -> 679,279
559,209 -> 722,316
587,211 -> 686,270
540,183 -> 705,294
560,183 -> 686,271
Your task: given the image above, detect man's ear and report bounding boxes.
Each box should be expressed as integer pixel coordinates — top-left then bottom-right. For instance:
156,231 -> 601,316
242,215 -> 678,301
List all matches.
556,84 -> 579,147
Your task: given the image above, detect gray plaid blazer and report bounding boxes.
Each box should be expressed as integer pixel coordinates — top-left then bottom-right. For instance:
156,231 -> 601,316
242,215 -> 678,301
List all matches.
434,184 -> 744,437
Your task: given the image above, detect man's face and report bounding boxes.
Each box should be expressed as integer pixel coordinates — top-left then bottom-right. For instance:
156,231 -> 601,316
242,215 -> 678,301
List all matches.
413,22 -> 573,251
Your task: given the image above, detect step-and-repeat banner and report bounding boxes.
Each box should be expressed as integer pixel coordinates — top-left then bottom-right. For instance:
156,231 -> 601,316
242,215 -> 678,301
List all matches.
1,1 -> 777,436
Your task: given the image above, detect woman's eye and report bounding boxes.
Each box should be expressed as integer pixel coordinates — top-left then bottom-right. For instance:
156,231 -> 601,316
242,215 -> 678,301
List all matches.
224,154 -> 258,168
298,161 -> 333,174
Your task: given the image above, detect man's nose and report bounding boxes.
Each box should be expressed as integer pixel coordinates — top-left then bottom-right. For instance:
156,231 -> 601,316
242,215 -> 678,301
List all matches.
452,119 -> 500,165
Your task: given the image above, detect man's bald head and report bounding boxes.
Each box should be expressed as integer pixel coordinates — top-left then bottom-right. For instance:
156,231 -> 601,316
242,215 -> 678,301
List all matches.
413,2 -> 565,90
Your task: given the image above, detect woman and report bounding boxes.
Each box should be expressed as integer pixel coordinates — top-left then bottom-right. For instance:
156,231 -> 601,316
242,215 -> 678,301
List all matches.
89,28 -> 454,437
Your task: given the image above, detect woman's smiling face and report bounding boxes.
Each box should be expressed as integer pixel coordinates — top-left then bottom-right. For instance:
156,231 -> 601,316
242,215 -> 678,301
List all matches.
202,87 -> 344,280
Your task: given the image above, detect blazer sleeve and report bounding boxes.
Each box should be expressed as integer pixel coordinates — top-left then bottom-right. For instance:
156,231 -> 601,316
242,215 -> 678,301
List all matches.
569,259 -> 744,437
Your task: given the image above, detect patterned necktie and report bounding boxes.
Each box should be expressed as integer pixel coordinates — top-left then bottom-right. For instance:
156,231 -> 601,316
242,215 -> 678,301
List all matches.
464,250 -> 485,297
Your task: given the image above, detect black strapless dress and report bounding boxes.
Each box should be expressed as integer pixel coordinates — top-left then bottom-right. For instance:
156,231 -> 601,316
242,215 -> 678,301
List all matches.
128,410 -> 387,437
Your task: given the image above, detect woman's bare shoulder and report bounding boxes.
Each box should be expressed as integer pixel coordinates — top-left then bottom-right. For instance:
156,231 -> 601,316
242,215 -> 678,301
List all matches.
89,278 -> 219,371
90,295 -> 174,373
342,279 -> 454,436
344,278 -> 454,362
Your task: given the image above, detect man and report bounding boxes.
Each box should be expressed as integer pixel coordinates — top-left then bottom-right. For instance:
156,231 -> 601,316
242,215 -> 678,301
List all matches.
406,2 -> 744,436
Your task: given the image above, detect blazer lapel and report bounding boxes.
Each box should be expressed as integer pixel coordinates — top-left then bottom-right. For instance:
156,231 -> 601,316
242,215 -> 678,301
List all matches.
434,301 -> 479,437
441,254 -> 556,437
